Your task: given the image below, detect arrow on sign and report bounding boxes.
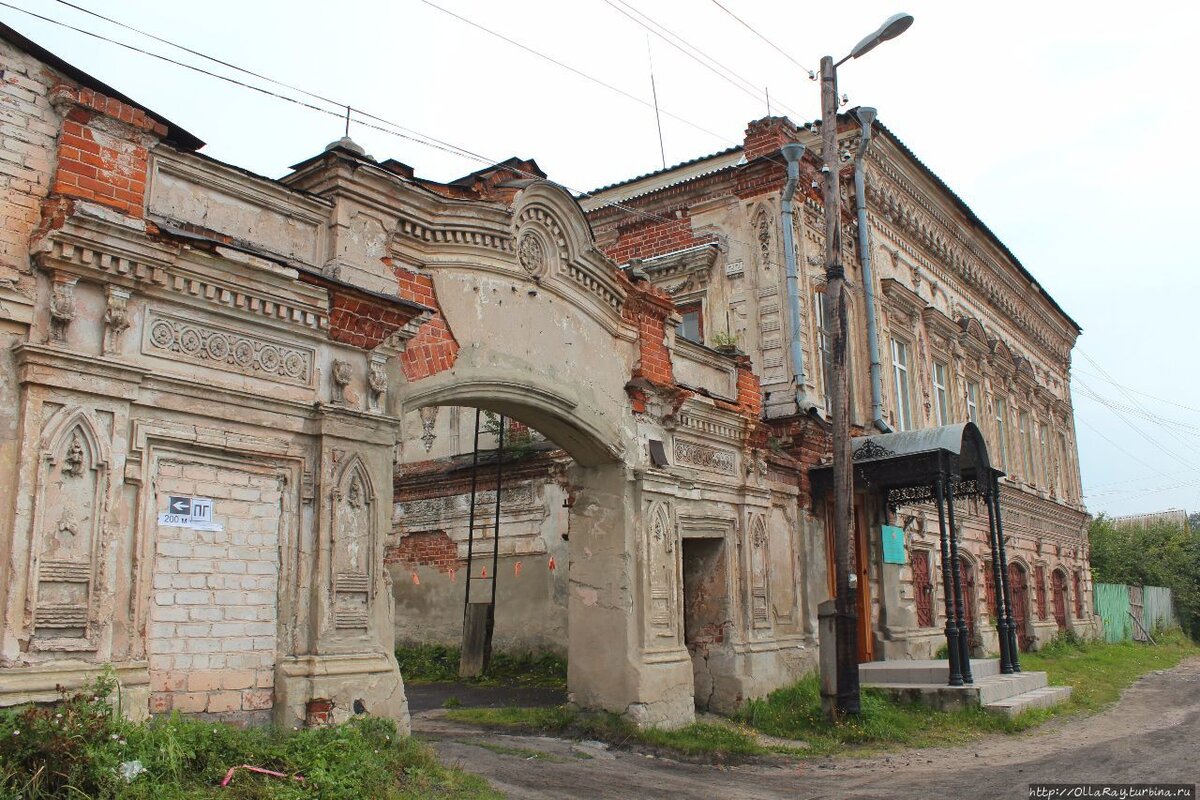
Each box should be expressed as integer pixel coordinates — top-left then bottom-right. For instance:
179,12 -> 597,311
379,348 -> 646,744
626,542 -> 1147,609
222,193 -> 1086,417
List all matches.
169,497 -> 191,514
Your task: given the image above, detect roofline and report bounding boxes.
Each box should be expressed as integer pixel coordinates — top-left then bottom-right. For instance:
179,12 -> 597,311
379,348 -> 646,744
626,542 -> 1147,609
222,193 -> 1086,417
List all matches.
0,20 -> 204,151
581,145 -> 743,198
864,114 -> 1081,334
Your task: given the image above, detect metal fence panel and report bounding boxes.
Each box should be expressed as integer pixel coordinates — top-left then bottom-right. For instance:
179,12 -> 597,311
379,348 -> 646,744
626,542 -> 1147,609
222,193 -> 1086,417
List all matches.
1142,585 -> 1178,632
1094,583 -> 1131,643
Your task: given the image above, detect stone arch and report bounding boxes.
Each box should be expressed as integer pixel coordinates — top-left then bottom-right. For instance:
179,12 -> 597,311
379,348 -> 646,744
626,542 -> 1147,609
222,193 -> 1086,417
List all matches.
400,370 -> 622,467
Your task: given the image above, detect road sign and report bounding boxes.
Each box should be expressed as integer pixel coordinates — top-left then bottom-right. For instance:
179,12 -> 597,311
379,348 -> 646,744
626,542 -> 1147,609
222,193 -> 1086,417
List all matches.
158,495 -> 222,531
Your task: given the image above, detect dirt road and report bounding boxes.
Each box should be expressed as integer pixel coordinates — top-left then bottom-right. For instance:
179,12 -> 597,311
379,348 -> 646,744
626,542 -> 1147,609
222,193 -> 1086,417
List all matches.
415,657 -> 1200,799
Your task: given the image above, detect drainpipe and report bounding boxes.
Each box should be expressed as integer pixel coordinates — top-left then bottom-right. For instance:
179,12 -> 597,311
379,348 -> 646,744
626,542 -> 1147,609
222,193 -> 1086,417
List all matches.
780,141 -> 815,414
853,107 -> 891,433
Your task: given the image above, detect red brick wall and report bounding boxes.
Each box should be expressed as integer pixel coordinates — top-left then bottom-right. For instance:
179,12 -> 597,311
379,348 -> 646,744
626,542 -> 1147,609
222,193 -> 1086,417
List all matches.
743,116 -> 801,162
622,289 -> 676,391
385,530 -> 462,575
327,289 -> 420,350
393,265 -> 459,380
49,85 -> 163,219
603,211 -> 717,265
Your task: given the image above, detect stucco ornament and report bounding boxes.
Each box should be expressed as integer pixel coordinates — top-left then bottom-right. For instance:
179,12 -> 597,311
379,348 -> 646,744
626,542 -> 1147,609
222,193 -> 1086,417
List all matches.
48,276 -> 76,343
331,359 -> 352,404
103,286 -> 131,354
367,356 -> 387,412
517,231 -> 547,278
63,434 -> 85,477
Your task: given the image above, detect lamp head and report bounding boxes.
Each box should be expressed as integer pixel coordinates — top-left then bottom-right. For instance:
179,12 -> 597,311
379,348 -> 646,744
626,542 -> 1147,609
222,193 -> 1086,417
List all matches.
855,107 -> 878,127
848,13 -> 914,61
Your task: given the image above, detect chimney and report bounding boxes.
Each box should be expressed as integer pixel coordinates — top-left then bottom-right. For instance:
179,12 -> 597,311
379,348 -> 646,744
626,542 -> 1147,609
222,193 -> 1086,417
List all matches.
743,116 -> 801,162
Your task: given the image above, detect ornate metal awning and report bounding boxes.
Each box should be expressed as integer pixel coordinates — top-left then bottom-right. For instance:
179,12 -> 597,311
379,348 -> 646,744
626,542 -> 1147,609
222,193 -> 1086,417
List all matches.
811,422 -> 1001,507
809,422 -> 1024,686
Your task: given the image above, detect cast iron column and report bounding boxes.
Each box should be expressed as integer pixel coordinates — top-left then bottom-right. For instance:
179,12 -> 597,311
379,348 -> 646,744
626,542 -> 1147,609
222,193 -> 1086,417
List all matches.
933,475 -> 963,686
945,485 -> 973,684
984,486 -> 1013,673
993,475 -> 1021,671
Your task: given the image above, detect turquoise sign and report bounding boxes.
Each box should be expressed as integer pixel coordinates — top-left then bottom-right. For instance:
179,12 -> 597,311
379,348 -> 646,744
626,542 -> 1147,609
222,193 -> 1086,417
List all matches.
881,524 -> 906,564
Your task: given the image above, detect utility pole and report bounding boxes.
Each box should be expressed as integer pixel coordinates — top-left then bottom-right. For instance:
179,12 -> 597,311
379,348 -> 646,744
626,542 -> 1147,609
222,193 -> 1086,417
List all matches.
820,54 -> 860,717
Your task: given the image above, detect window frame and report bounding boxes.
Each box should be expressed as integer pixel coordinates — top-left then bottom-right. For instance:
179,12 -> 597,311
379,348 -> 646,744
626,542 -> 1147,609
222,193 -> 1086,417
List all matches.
965,380 -> 980,425
676,300 -> 704,345
931,360 -> 949,427
993,397 -> 1010,471
890,337 -> 914,432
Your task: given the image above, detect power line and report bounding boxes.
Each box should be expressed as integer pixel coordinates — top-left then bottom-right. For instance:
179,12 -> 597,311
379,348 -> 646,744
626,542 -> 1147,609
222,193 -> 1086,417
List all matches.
1074,368 -> 1200,417
706,0 -> 816,79
418,0 -> 735,147
2,0 -> 797,272
1074,377 -> 1200,474
1074,414 -> 1176,481
1073,385 -> 1200,439
601,0 -> 808,122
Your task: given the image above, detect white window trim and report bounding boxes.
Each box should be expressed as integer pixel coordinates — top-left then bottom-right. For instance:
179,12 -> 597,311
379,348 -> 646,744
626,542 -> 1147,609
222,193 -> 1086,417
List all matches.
932,360 -> 949,427
891,337 -> 913,432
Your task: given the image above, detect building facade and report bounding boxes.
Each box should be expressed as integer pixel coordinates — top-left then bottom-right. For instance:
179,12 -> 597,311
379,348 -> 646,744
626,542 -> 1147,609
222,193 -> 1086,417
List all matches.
0,23 -> 838,729
582,115 -> 1097,659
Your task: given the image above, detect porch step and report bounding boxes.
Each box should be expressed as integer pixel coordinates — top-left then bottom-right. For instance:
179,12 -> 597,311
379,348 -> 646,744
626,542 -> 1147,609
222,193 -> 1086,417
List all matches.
861,669 -> 1052,712
984,685 -> 1072,717
858,658 -> 1001,685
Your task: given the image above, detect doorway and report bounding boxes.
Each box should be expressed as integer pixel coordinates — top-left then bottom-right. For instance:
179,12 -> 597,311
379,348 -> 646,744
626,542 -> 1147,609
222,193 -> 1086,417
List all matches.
1009,563 -> 1032,651
681,537 -> 729,711
1051,569 -> 1067,631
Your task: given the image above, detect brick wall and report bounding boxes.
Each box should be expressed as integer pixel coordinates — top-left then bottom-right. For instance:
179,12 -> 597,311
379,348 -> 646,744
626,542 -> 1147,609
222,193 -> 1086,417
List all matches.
147,461 -> 280,719
385,530 -> 462,575
49,85 -> 162,219
392,264 -> 459,380
743,116 -> 801,162
603,211 -> 717,266
0,40 -> 62,280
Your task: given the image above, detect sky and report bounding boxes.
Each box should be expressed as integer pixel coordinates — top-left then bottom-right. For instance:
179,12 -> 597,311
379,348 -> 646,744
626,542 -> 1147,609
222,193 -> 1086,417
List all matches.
4,0 -> 1199,517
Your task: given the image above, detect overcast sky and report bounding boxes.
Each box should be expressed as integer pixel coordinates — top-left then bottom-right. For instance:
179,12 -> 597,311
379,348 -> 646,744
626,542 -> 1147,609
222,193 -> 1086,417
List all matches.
5,0 -> 1198,517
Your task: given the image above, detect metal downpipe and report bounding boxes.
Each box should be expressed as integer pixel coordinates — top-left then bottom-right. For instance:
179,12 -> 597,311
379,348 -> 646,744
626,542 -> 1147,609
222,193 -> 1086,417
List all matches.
780,141 -> 814,413
852,107 -> 891,433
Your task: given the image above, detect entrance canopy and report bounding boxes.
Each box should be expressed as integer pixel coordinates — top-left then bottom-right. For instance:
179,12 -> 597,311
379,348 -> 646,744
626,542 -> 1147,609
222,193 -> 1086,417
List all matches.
812,422 -> 1002,508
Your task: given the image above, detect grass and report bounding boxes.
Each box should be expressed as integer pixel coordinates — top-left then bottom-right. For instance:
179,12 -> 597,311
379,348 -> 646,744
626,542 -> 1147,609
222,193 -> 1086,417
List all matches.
445,706 -> 769,761
736,630 -> 1200,757
395,643 -> 567,688
444,632 -> 1200,763
1020,628 -> 1198,713
0,674 -> 499,800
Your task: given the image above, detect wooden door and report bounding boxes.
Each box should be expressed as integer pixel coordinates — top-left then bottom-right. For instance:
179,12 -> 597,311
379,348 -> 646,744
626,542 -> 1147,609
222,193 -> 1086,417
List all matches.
1009,563 -> 1031,651
912,549 -> 934,628
1051,569 -> 1067,631
853,500 -> 874,663
1034,565 -> 1048,621
958,557 -> 976,640
1129,583 -> 1146,641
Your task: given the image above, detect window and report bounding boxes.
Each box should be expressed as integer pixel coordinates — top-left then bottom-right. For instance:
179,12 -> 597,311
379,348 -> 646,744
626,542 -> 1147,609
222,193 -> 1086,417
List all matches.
1057,432 -> 1069,498
966,381 -> 980,425
890,338 -> 913,431
932,361 -> 949,426
676,302 -> 703,344
814,291 -> 831,409
1039,422 -> 1052,490
993,398 -> 1009,471
1019,410 -> 1036,481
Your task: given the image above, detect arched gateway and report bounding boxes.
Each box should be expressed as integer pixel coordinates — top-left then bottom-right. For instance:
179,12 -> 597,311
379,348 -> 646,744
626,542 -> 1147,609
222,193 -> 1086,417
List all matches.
1,126 -> 814,732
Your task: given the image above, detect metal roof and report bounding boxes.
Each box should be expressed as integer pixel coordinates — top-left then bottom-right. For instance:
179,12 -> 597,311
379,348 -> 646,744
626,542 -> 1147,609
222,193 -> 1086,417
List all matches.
851,422 -> 991,475
579,146 -> 744,210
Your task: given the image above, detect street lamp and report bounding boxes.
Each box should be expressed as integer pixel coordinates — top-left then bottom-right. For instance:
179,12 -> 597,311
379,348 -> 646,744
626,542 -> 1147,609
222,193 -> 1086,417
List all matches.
820,12 -> 913,719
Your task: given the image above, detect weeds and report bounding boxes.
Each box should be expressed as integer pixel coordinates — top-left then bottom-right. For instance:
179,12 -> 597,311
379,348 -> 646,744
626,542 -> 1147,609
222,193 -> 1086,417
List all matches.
0,675 -> 499,800
395,644 -> 567,688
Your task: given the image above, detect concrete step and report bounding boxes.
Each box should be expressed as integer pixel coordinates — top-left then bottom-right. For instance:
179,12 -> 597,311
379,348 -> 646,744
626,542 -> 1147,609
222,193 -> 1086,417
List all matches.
861,670 -> 1051,712
984,685 -> 1072,717
859,658 -> 1001,685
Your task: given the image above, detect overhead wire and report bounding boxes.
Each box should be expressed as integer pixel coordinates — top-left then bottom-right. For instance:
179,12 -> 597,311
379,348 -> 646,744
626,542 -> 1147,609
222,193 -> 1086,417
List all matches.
2,0 -> 801,270
600,0 -> 808,122
705,0 -> 816,79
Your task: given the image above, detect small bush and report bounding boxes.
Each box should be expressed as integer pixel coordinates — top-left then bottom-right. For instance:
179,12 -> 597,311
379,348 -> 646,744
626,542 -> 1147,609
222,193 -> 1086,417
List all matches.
0,674 -> 499,800
395,644 -> 567,688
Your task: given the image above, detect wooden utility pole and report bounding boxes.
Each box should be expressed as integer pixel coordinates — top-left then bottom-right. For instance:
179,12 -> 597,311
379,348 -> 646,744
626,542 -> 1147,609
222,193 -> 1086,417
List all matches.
820,54 -> 860,717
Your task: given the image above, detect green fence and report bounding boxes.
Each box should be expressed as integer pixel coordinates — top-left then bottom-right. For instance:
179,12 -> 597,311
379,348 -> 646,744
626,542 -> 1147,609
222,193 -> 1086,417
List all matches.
1093,582 -> 1178,643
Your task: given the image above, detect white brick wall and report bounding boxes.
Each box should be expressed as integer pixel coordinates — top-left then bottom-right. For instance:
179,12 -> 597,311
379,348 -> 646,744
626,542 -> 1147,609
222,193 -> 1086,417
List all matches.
0,40 -> 62,280
148,459 -> 282,715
